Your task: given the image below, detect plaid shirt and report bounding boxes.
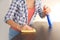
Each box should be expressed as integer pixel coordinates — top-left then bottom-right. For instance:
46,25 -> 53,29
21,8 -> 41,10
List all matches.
5,0 -> 44,25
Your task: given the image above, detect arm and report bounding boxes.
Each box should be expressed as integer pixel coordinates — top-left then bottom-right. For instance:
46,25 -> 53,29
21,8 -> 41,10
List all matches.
37,0 -> 45,18
4,0 -> 21,32
37,0 -> 50,18
38,6 -> 50,18
6,20 -> 21,32
38,7 -> 46,18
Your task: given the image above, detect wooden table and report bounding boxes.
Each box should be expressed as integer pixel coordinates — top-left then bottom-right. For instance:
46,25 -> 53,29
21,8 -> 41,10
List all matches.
12,22 -> 60,40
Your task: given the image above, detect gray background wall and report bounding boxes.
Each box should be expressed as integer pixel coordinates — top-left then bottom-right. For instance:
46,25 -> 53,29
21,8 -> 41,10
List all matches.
0,0 -> 60,40
0,0 -> 11,40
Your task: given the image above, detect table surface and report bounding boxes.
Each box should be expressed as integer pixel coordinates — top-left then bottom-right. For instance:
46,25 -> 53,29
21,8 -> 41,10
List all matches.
13,22 -> 60,40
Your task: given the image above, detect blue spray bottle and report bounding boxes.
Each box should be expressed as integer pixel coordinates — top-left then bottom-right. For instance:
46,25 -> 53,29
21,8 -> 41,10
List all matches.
46,14 -> 52,29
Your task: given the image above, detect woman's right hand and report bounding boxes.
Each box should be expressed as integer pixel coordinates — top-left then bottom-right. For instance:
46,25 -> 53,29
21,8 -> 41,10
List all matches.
21,24 -> 33,30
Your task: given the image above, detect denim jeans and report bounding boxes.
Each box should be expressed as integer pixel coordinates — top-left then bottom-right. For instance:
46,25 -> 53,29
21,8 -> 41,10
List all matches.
9,28 -> 19,40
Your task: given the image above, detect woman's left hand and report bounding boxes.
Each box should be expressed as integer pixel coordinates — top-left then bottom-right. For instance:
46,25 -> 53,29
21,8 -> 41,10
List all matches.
43,5 -> 51,15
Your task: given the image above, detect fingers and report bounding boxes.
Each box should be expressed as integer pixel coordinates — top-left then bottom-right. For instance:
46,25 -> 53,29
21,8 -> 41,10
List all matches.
21,25 -> 33,30
43,6 -> 51,14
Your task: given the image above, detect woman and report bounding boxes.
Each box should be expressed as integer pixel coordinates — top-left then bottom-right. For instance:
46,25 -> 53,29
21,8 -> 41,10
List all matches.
4,0 -> 50,40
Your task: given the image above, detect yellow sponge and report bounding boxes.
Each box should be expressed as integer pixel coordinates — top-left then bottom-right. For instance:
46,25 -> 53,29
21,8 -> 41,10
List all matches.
21,29 -> 36,33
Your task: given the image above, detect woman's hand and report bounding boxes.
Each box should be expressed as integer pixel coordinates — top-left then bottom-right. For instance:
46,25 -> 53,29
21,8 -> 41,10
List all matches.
21,24 -> 33,30
43,5 -> 51,15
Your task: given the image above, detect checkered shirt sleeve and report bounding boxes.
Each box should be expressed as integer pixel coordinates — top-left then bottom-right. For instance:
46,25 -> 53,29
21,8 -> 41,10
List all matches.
4,0 -> 19,23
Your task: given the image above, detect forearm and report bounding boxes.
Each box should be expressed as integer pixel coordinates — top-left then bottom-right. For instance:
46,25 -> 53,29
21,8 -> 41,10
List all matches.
6,20 -> 21,32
